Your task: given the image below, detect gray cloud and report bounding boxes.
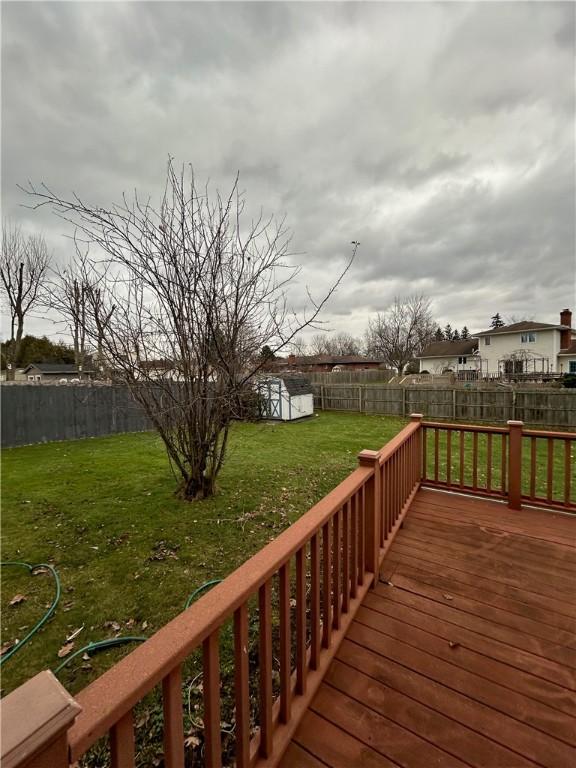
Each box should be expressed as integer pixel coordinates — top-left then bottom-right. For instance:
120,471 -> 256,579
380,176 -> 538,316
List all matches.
2,1 -> 574,342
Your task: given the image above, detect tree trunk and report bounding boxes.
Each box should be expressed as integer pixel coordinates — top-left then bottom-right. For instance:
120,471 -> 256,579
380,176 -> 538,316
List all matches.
178,472 -> 216,501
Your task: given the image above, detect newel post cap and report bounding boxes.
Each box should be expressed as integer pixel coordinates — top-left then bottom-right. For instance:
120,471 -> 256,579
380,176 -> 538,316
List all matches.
358,449 -> 380,467
1,671 -> 81,768
507,420 -> 524,428
410,413 -> 423,422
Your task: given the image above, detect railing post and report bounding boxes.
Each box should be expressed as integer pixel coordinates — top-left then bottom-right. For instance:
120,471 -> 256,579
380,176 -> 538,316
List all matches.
1,671 -> 81,768
507,420 -> 523,510
358,449 -> 381,579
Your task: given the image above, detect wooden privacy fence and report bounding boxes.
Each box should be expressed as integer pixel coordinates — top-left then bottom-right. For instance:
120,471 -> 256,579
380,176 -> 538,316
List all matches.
314,383 -> 576,428
3,417 -> 575,768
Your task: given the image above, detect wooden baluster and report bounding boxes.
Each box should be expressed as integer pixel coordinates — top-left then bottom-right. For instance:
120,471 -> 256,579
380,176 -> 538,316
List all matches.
322,522 -> 332,647
486,432 -> 492,492
434,429 -> 439,482
422,426 -> 427,480
547,438 -> 554,502
342,501 -> 350,613
162,666 -> 184,768
446,430 -> 452,486
295,547 -> 307,695
359,485 -> 366,582
234,605 -> 250,768
501,433 -> 507,492
203,630 -> 222,768
258,581 -> 273,758
350,493 -> 358,598
507,421 -> 523,510
110,711 -> 135,768
564,440 -> 572,508
530,437 -> 537,500
459,430 -> 465,487
332,509 -> 341,629
472,432 -> 479,490
310,533 -> 321,669
279,562 -> 291,724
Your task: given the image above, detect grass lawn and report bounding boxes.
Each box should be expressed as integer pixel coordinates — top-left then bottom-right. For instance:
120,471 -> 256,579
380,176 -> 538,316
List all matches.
1,411 -> 408,698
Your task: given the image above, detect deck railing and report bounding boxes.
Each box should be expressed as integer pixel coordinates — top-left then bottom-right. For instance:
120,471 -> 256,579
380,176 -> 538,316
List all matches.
2,417 -> 423,768
421,420 -> 576,511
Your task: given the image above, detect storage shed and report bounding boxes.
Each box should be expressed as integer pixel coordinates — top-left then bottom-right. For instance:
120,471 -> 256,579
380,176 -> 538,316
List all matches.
257,376 -> 314,421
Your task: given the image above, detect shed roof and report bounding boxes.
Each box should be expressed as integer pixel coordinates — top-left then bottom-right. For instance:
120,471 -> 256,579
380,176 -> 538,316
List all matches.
281,376 -> 314,396
22,363 -> 84,374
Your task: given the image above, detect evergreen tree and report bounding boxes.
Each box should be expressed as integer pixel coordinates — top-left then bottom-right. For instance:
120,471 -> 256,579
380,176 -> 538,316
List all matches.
443,324 -> 453,341
491,313 -> 505,328
452,329 -> 460,341
461,326 -> 469,339
434,327 -> 444,341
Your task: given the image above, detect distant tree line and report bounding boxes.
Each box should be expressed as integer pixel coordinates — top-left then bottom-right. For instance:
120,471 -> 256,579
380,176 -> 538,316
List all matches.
0,334 -> 75,370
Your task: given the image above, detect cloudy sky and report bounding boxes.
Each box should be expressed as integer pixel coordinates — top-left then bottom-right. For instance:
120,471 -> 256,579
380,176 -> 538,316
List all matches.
2,0 -> 575,345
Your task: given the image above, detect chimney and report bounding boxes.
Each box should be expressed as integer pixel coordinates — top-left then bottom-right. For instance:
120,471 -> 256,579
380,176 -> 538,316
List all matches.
560,308 -> 572,349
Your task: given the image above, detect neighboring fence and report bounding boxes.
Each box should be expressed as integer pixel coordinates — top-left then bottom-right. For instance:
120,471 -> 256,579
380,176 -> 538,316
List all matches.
307,369 -> 394,385
313,384 -> 576,428
1,385 -> 150,448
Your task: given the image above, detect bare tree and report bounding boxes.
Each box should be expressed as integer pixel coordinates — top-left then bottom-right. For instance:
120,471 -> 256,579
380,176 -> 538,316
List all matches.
329,332 -> 362,356
309,333 -> 331,356
365,294 -> 436,374
1,222 -> 50,379
287,336 -> 308,356
24,161 -> 355,499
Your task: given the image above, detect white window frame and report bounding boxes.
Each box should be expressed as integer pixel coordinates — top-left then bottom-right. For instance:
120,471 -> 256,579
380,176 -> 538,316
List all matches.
521,332 -> 536,343
569,361 -> 576,374
458,356 -> 467,364
484,336 -> 491,346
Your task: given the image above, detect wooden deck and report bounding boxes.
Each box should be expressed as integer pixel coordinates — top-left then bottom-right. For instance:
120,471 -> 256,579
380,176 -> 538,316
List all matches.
281,488 -> 576,768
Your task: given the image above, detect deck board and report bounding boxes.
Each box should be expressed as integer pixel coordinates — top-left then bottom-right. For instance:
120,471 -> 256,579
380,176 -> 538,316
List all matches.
280,489 -> 576,768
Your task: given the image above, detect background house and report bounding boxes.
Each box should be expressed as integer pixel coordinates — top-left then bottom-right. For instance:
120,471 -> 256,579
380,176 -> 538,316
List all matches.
272,354 -> 385,373
417,339 -> 479,375
15,363 -> 93,382
473,309 -> 575,376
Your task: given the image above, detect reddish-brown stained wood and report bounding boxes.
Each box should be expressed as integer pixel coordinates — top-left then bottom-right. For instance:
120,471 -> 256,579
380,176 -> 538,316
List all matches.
234,604 -> 250,768
258,581 -> 273,758
332,509 -> 341,630
565,440 -> 572,507
434,428 -> 439,482
530,436 -> 537,499
472,431 -> 478,489
162,666 -> 184,768
358,485 -> 366,583
547,438 -> 554,502
279,563 -> 291,724
203,631 -> 222,768
342,502 -> 350,615
310,533 -> 321,670
280,742 -> 327,767
110,710 -> 135,768
422,426 -> 427,480
350,494 -> 358,599
501,433 -> 507,492
486,431 -> 492,491
295,548 -> 306,696
321,522 -> 332,648
446,429 -> 452,486
459,430 -> 465,486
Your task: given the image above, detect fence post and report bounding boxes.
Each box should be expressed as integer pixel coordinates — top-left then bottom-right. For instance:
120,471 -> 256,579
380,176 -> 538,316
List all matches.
452,389 -> 456,420
507,420 -> 523,510
320,385 -> 325,411
410,413 -> 424,481
402,387 -> 407,417
1,671 -> 81,768
358,449 -> 381,580
358,385 -> 363,413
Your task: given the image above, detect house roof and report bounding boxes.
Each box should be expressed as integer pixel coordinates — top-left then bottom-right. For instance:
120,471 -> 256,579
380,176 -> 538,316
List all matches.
281,376 -> 315,396
22,363 -> 84,374
558,340 -> 576,356
473,321 -> 567,337
418,339 -> 478,359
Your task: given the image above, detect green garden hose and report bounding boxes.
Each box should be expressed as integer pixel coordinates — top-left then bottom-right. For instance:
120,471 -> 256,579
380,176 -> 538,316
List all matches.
0,561 -> 61,666
184,579 -> 223,609
53,637 -> 147,675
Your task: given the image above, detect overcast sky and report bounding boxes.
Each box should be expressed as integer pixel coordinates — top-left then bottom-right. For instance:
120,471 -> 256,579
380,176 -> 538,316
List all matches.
2,0 -> 575,345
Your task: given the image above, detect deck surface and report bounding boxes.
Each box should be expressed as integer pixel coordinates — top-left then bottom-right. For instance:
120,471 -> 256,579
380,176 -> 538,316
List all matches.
280,488 -> 576,768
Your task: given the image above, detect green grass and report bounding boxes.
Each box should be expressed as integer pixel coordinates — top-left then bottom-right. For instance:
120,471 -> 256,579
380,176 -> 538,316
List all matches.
1,411 -> 407,697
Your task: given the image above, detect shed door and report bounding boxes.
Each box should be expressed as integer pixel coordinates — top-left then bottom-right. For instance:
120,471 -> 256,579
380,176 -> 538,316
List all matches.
259,381 -> 283,419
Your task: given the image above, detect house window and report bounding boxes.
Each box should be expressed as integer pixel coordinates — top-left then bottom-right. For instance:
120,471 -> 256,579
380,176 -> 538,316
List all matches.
521,332 -> 536,343
35,375 -> 41,381
27,375 -> 34,381
458,356 -> 467,364
570,361 -> 576,374
484,337 -> 491,346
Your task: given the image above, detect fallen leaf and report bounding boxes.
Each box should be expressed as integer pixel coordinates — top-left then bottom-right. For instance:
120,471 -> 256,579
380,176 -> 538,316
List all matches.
125,618 -> 135,628
142,620 -> 149,630
289,598 -> 297,608
184,735 -> 201,748
82,652 -> 91,661
66,626 -> 84,643
448,641 -> 460,649
443,594 -> 454,601
1,640 -> 18,656
58,642 -> 75,658
9,594 -> 27,606
104,621 -> 121,632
